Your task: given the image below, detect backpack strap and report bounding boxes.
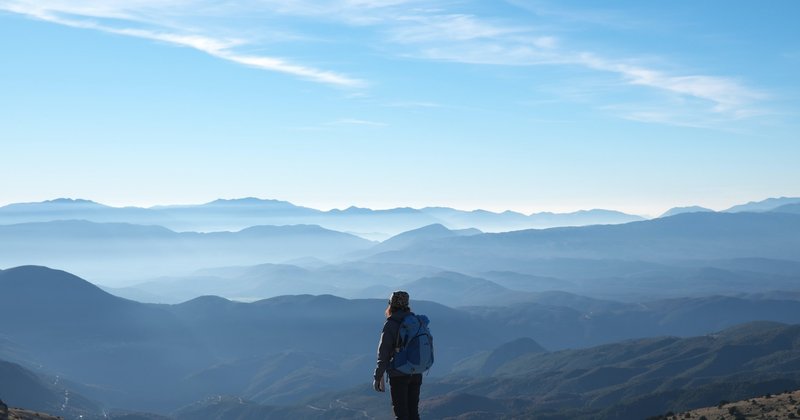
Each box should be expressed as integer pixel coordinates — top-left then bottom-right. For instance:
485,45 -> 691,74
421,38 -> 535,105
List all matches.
388,314 -> 412,350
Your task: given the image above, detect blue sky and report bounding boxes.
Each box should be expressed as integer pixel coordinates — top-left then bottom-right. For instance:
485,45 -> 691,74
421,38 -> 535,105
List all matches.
1,0 -> 798,216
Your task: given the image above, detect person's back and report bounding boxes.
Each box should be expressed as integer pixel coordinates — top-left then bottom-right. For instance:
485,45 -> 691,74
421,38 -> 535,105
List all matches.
374,291 -> 432,420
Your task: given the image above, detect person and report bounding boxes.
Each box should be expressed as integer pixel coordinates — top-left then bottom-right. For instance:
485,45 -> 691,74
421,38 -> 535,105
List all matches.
374,290 -> 423,420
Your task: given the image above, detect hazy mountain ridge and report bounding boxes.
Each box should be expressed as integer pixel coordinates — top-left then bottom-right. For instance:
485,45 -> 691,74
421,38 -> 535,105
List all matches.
724,196 -> 800,213
365,212 -> 800,271
0,221 -> 374,282
0,197 -> 645,238
659,206 -> 714,218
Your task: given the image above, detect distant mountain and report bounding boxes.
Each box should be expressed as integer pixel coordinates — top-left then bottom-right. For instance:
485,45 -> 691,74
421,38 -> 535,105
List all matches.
399,271 -> 531,307
478,337 -> 547,375
0,198 -> 646,239
0,220 -> 374,282
368,223 -> 481,254
659,205 -> 714,218
724,196 -> 800,213
772,202 -> 800,214
527,209 -> 645,226
364,212 -> 800,274
418,207 -> 645,232
126,260 -> 421,303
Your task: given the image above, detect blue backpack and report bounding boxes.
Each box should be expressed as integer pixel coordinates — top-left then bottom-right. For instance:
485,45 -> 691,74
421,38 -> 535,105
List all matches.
391,314 -> 434,374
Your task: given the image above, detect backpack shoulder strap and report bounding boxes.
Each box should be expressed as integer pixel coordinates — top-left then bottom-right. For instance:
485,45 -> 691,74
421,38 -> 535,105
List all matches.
389,313 -> 412,349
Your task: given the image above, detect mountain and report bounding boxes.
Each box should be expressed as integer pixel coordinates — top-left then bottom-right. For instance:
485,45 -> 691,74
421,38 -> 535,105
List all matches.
399,271 -> 531,307
371,223 -> 481,253
298,321 -> 800,420
724,196 -> 800,213
172,395 -> 364,420
418,207 -> 645,232
659,206 -> 714,218
662,389 -> 800,420
0,266 -> 526,411
772,202 -> 800,214
126,260 -> 432,303
0,198 -> 646,239
5,266 -> 800,418
528,209 -> 645,226
364,212 -> 800,274
0,220 -> 374,282
477,337 -> 547,375
0,402 -> 62,420
0,358 -> 101,419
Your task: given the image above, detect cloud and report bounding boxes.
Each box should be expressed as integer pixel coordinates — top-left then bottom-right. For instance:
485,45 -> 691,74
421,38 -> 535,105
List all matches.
329,118 -> 387,126
388,14 -> 765,123
0,0 -> 365,87
0,0 -> 769,124
576,53 -> 765,117
389,14 -> 527,43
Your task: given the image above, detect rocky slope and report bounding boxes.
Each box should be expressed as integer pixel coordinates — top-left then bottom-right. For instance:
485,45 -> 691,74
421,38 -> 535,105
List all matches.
648,389 -> 800,419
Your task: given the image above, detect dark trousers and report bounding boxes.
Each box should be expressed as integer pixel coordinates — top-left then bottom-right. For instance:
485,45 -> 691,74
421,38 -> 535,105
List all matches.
389,374 -> 422,420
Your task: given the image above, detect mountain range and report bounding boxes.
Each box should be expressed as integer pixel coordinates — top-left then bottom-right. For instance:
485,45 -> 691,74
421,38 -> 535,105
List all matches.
2,208 -> 800,292
3,195 -> 800,419
3,195 -> 797,238
3,266 -> 800,419
0,197 -> 645,239
0,220 -> 373,282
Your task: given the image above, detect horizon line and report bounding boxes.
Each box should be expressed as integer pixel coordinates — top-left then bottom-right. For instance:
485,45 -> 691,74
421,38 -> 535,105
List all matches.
1,195 -> 797,219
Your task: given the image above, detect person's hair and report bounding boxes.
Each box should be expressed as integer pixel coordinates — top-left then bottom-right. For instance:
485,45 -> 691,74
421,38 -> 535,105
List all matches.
385,302 -> 411,318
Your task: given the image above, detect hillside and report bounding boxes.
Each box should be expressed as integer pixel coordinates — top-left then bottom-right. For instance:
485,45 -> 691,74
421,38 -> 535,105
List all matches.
650,389 -> 800,419
5,266 -> 800,418
0,402 -> 62,420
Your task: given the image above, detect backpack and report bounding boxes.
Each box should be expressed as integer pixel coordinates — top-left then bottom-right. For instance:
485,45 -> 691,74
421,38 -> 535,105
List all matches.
390,314 -> 434,374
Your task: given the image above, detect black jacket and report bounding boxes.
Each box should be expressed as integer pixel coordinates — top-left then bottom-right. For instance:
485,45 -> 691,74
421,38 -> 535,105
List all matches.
374,309 -> 413,379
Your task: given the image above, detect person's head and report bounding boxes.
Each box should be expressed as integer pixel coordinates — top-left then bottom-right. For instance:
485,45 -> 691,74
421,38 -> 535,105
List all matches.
385,290 -> 410,317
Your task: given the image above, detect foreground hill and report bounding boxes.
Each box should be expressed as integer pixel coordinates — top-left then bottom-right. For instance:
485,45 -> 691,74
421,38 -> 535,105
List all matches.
0,359 -> 99,418
303,322 -> 800,420
658,389 -> 800,419
4,266 -> 800,418
0,401 -> 62,420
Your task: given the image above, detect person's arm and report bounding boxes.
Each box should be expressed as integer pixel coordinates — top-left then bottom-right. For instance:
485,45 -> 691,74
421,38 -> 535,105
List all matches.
374,319 -> 397,380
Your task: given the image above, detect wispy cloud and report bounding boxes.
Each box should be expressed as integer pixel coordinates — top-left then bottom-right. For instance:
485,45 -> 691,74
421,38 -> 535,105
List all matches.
384,101 -> 443,108
576,53 -> 765,117
0,0 -> 365,87
0,0 -> 770,125
329,118 -> 387,127
382,11 -> 766,125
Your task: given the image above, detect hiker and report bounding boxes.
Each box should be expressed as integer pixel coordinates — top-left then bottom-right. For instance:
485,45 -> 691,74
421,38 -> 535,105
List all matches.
374,290 -> 433,420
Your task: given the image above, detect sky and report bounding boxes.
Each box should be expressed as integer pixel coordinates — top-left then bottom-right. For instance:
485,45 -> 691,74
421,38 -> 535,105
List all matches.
1,0 -> 799,217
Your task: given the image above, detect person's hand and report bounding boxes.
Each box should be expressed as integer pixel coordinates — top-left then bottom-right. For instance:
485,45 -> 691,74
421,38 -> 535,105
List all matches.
373,376 -> 385,392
